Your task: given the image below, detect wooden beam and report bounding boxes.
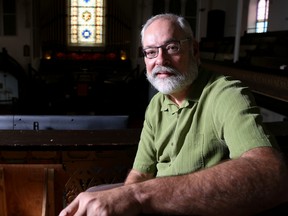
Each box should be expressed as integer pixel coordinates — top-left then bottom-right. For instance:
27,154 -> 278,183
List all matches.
0,129 -> 141,150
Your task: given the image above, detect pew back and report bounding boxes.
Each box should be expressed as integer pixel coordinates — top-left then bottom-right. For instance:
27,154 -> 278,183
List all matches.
0,115 -> 129,130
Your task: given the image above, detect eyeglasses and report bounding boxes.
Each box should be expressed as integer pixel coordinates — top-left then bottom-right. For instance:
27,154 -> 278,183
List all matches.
142,38 -> 190,59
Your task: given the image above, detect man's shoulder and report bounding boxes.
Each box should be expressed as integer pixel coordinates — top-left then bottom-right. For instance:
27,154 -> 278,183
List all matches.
199,68 -> 245,92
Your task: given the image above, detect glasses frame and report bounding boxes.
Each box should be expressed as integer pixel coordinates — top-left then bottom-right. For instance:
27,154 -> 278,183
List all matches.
142,38 -> 191,59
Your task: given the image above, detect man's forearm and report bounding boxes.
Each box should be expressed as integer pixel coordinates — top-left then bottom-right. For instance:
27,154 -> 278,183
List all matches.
129,148 -> 288,215
124,169 -> 155,185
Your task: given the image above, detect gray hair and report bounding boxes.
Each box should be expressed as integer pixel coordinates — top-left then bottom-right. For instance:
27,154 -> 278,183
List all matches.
140,13 -> 194,45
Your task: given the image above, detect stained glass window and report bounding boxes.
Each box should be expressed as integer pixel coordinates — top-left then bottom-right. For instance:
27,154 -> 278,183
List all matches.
256,0 -> 269,33
68,0 -> 105,47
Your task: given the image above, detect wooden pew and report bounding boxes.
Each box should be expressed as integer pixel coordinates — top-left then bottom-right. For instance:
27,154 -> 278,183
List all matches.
0,129 -> 140,215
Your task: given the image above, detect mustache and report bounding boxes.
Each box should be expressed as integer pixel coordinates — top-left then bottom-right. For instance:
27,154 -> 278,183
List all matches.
151,66 -> 180,77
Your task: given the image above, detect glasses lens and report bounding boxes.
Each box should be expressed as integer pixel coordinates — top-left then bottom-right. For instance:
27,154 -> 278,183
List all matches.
144,48 -> 157,59
166,42 -> 180,54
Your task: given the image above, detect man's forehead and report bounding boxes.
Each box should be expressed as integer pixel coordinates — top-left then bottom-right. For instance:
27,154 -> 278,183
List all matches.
146,18 -> 174,31
143,20 -> 183,45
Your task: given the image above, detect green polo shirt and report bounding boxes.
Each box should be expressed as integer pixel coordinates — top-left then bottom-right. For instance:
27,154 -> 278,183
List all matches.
132,69 -> 276,177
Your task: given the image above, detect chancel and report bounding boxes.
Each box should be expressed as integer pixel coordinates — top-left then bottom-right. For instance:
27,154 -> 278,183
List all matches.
0,0 -> 287,215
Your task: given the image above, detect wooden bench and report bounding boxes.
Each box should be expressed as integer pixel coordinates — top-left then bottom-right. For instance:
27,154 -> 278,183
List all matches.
0,129 -> 141,215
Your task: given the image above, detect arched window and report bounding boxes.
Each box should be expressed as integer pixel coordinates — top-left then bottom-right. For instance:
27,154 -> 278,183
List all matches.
68,0 -> 106,47
256,0 -> 269,33
0,0 -> 16,36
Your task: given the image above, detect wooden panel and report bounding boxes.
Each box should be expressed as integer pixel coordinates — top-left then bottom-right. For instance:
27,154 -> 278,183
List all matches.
0,164 -> 62,216
5,165 -> 44,216
62,149 -> 136,205
0,167 -> 7,216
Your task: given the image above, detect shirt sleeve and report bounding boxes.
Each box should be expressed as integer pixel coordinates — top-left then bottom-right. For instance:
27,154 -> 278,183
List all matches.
132,105 -> 158,174
212,76 -> 277,159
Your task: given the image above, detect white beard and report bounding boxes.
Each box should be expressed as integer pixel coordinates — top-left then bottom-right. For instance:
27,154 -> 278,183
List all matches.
146,60 -> 198,95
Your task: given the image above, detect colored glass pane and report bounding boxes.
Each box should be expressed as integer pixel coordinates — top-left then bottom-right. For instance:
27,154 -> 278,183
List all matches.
68,0 -> 105,46
256,0 -> 269,33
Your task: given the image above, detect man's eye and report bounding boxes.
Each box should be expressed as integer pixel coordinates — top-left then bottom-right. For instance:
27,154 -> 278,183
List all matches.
145,49 -> 157,56
166,44 -> 179,52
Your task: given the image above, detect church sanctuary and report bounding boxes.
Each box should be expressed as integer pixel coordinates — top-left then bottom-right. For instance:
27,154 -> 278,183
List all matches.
0,0 -> 287,215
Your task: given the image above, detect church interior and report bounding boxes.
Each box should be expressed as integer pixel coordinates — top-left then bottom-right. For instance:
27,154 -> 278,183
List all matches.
0,0 -> 287,215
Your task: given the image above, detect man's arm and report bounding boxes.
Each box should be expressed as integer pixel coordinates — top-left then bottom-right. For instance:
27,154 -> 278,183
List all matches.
124,169 -> 154,185
59,147 -> 288,216
130,146 -> 288,216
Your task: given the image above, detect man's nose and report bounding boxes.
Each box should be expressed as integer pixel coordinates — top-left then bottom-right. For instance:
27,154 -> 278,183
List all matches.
155,48 -> 170,65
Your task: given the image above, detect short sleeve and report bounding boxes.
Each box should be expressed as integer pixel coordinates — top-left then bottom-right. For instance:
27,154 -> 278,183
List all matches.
212,77 -> 277,158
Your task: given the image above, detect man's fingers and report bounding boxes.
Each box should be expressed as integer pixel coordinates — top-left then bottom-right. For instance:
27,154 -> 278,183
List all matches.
59,197 -> 80,216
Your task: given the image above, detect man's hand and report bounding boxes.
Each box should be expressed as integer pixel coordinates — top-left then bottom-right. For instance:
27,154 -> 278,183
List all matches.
59,186 -> 141,216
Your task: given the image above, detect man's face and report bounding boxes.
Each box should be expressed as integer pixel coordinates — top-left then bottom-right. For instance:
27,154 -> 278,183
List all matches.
142,18 -> 197,94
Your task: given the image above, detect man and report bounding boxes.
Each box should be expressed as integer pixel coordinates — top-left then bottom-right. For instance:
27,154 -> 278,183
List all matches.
59,14 -> 288,216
